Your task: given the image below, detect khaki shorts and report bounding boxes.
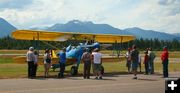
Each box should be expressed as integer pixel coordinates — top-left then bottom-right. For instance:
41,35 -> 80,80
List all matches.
93,64 -> 102,73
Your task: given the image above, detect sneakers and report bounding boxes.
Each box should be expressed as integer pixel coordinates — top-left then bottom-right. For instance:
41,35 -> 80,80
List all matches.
94,76 -> 103,80
95,77 -> 98,79
133,76 -> 137,79
84,77 -> 90,79
99,76 -> 103,79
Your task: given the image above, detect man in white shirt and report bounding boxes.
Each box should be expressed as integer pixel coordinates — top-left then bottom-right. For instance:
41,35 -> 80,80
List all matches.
92,48 -> 103,79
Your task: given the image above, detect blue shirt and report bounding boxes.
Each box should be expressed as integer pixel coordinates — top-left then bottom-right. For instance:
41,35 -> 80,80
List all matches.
58,52 -> 66,63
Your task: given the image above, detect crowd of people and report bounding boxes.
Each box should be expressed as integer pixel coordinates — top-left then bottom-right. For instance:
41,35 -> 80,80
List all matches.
125,45 -> 169,79
125,45 -> 156,79
26,44 -> 169,79
26,46 -> 103,79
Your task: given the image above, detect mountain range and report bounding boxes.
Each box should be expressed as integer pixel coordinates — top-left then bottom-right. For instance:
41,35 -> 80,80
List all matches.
0,18 -> 17,37
172,33 -> 180,38
124,27 -> 180,40
0,18 -> 180,40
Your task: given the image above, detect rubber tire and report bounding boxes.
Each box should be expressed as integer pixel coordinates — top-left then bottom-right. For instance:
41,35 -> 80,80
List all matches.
51,65 -> 56,72
71,66 -> 78,76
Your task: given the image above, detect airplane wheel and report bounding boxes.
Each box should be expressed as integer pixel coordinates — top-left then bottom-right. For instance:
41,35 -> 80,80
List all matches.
53,68 -> 56,72
101,66 -> 104,75
71,66 -> 78,76
51,65 -> 56,72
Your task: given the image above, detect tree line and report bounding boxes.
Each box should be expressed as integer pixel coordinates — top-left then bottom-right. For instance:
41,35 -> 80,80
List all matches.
0,36 -> 180,51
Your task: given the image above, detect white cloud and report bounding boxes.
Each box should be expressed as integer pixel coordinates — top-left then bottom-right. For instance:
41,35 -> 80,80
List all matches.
105,0 -> 180,33
0,0 -> 179,33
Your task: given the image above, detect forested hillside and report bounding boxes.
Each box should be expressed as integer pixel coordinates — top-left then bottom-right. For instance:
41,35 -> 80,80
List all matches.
0,36 -> 179,51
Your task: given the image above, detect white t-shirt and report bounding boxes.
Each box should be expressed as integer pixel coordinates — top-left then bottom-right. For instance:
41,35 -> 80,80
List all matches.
125,52 -> 131,61
148,50 -> 151,56
92,52 -> 102,64
26,51 -> 35,62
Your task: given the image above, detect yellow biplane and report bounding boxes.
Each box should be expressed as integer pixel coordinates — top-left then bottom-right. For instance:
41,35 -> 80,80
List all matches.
12,30 -> 135,75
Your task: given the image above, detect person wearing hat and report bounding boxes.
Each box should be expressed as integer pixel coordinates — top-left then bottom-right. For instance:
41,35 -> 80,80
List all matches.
26,47 -> 35,78
81,48 -> 92,79
161,46 -> 169,78
57,48 -> 66,78
92,48 -> 103,79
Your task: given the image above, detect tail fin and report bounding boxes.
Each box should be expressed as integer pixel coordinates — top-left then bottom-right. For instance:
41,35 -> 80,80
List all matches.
51,50 -> 57,58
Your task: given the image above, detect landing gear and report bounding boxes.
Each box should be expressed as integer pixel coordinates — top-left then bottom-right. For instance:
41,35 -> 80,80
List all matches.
71,66 -> 78,76
51,64 -> 60,71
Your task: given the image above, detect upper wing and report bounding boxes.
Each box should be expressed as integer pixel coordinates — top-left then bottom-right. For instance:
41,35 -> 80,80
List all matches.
11,30 -> 73,41
12,30 -> 135,43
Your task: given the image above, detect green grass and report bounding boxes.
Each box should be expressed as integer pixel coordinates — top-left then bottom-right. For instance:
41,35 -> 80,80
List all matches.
0,61 -> 180,79
0,64 -> 27,78
153,51 -> 180,58
102,50 -> 180,58
0,50 -> 27,54
0,58 -> 13,64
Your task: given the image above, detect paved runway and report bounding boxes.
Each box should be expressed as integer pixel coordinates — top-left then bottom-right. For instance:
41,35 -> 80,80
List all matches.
0,72 -> 179,93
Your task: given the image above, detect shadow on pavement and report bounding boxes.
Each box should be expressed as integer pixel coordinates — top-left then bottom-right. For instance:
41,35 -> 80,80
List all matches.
137,78 -> 159,81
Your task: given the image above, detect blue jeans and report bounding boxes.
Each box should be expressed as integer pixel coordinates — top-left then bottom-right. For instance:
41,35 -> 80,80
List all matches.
149,60 -> 154,74
59,63 -> 66,77
132,61 -> 138,71
162,60 -> 168,77
145,62 -> 149,74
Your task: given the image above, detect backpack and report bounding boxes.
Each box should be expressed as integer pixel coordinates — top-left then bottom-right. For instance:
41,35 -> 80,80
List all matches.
46,58 -> 51,64
45,53 -> 51,63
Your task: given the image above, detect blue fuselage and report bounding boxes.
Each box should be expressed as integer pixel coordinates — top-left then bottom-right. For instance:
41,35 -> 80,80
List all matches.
66,42 -> 100,67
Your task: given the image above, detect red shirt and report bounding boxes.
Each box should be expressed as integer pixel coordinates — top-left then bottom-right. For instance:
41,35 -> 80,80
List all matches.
161,49 -> 169,62
144,54 -> 148,64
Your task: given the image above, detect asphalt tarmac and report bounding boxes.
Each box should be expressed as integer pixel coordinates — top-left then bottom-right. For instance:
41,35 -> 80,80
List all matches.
0,72 -> 179,93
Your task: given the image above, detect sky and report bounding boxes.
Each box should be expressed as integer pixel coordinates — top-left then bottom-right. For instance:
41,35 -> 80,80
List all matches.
0,0 -> 179,33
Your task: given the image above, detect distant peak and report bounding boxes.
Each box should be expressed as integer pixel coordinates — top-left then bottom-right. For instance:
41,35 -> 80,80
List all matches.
67,20 -> 93,24
131,27 -> 142,30
53,23 -> 61,26
84,21 -> 93,24
124,27 -> 144,31
70,20 -> 81,23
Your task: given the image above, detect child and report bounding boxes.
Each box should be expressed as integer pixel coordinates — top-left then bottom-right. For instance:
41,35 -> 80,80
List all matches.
33,51 -> 38,77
